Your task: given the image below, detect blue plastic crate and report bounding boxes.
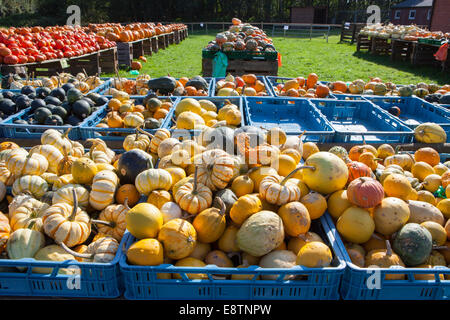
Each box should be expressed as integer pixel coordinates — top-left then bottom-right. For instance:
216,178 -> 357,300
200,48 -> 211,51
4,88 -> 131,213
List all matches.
321,214 -> 450,300
99,77 -> 214,97
1,103 -> 106,140
0,235 -> 126,298
244,97 -> 335,142
212,76 -> 273,97
310,99 -> 414,144
79,96 -> 178,140
163,97 -> 244,135
266,77 -> 336,99
365,96 -> 450,142
119,215 -> 347,300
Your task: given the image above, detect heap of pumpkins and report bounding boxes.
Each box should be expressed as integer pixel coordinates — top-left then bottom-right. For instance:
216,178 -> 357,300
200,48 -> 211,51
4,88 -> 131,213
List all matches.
100,90 -> 172,131
170,98 -> 242,130
121,125 -> 350,279
89,23 -> 176,43
0,133 -> 132,272
272,73 -> 332,98
215,74 -> 269,97
313,141 -> 450,279
326,78 -> 450,99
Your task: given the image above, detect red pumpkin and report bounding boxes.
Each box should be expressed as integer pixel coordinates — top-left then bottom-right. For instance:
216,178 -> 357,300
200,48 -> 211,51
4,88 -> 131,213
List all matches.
347,177 -> 384,208
131,61 -> 142,70
347,161 -> 373,183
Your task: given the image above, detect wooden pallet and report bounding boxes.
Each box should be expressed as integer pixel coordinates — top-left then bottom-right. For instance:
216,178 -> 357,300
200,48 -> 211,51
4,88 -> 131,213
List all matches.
157,35 -> 166,50
117,42 -> 133,67
164,34 -> 170,48
340,23 -> 365,44
131,40 -> 144,59
391,39 -> 415,62
174,30 -> 180,44
356,34 -> 371,52
69,52 -> 101,76
371,37 -> 391,55
143,38 -> 152,56
99,47 -> 118,73
26,59 -> 69,77
0,64 -> 30,78
411,42 -> 445,68
151,36 -> 159,53
202,58 -> 278,77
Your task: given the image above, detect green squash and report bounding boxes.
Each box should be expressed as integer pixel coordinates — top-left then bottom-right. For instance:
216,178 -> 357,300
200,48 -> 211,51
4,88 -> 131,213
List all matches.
147,76 -> 177,95
393,223 -> 432,267
44,115 -> 64,126
185,76 -> 208,91
7,228 -> 45,270
413,88 -> 429,98
34,107 -> 52,124
144,118 -> 160,129
328,146 -> 349,162
398,86 -> 413,97
67,88 -> 83,104
72,100 -> 91,119
33,245 -> 77,275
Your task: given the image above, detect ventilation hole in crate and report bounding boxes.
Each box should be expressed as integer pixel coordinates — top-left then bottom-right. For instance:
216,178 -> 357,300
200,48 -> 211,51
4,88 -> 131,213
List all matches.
147,286 -> 151,296
313,287 -> 317,296
146,273 -> 150,282
137,286 -> 141,295
323,287 -> 327,297
135,272 -> 139,281
101,283 -> 105,293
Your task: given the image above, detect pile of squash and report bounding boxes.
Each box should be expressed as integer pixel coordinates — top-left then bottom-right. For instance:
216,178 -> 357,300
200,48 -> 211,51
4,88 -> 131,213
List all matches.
0,133 -> 130,272
122,126 -> 349,279
215,74 -> 269,97
272,73 -> 332,98
100,91 -> 172,131
169,98 -> 242,130
315,142 -> 450,279
89,23 -> 181,43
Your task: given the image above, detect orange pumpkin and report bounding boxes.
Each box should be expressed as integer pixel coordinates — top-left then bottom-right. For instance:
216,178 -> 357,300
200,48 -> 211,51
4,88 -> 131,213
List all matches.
116,184 -> 140,207
414,148 -> 440,167
307,73 -> 319,89
332,81 -> 348,93
347,161 -> 373,183
347,177 -> 384,208
316,84 -> 330,98
0,142 -> 19,152
131,61 -> 142,71
0,212 -> 10,254
242,74 -> 257,85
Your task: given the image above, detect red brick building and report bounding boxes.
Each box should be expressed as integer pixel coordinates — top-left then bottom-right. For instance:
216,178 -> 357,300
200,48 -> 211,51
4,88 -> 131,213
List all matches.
290,6 -> 328,24
391,0 -> 433,27
430,0 -> 450,32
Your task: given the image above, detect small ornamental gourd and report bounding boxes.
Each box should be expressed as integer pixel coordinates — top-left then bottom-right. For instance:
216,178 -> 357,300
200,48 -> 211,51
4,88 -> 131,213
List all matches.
93,200 -> 128,241
365,240 -> 406,280
42,189 -> 91,247
373,197 -> 410,236
193,197 -> 227,243
89,170 -> 119,210
57,146 -> 76,176
7,150 -> 49,176
174,167 -> 212,215
259,167 -> 303,206
7,226 -> 45,263
12,175 -> 48,199
125,202 -> 163,239
127,238 -> 164,266
296,242 -> 332,268
71,157 -> 98,185
9,198 -> 49,232
29,144 -> 63,174
393,223 -> 433,267
41,128 -> 73,154
347,177 -> 384,208
158,218 -> 197,260
150,128 -> 171,154
123,126 -> 151,152
347,161 -> 373,183
60,237 -> 119,263
135,160 -> 172,196
194,149 -> 236,191
278,201 -> 311,237
0,212 -> 10,254
52,184 -> 90,209
337,207 -> 375,244
229,194 -> 263,225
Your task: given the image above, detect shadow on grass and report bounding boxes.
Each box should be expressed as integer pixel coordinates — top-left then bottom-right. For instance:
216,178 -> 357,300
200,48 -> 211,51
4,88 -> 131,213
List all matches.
352,51 -> 449,85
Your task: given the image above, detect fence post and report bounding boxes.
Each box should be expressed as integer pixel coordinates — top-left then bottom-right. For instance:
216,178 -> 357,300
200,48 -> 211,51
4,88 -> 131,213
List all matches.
327,26 -> 330,43
310,24 -> 312,40
223,23 -> 225,31
191,24 -> 194,34
205,23 -> 208,34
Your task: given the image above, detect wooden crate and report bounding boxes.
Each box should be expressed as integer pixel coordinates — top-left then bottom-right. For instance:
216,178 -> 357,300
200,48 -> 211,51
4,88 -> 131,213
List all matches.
164,34 -> 170,48
99,47 -> 118,73
356,34 -> 371,52
157,35 -> 166,50
371,37 -> 391,55
143,38 -> 152,56
26,59 -> 69,77
0,64 -> 30,78
131,40 -> 144,59
174,30 -> 180,44
202,58 -> 278,77
117,42 -> 133,67
340,23 -> 365,44
391,39 -> 415,62
151,36 -> 159,53
69,52 -> 101,76
411,42 -> 445,68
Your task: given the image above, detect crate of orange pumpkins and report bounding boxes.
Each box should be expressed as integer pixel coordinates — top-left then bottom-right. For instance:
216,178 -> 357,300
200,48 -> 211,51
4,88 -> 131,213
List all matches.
213,74 -> 272,97
267,74 -> 336,99
80,88 -> 177,141
101,75 -> 213,97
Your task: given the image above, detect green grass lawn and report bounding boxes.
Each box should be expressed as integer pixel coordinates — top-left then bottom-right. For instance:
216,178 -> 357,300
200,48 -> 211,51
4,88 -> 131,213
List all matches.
106,33 -> 450,85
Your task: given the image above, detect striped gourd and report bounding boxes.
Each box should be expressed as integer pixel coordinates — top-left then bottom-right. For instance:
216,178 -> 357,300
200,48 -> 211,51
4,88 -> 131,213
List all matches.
52,174 -> 75,190
123,128 -> 151,152
12,175 -> 48,198
135,168 -> 172,196
7,150 -> 48,176
0,161 -> 14,186
0,149 -> 16,162
41,128 -> 73,154
89,170 -> 119,210
9,198 -> 49,232
41,172 -> 59,185
29,145 -> 63,174
71,141 -> 85,158
95,204 -> 128,241
87,139 -> 115,162
149,128 -> 171,154
89,150 -> 111,164
52,184 -> 90,209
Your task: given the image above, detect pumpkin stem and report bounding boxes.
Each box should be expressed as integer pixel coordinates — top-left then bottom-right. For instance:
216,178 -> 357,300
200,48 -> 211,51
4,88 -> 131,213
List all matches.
280,166 -> 315,185
68,189 -> 78,222
123,198 -> 130,211
60,242 -> 93,259
214,197 -> 226,216
299,130 -> 306,140
62,127 -> 72,139
26,220 -> 37,230
136,126 -> 154,139
385,240 -> 393,257
92,219 -> 115,228
371,233 -> 384,241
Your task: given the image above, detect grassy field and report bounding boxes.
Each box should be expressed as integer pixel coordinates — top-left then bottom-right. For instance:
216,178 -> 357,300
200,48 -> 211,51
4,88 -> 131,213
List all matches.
106,32 -> 450,85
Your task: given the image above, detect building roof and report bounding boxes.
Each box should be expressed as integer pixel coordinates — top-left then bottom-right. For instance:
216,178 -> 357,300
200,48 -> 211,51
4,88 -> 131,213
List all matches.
392,0 -> 433,8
